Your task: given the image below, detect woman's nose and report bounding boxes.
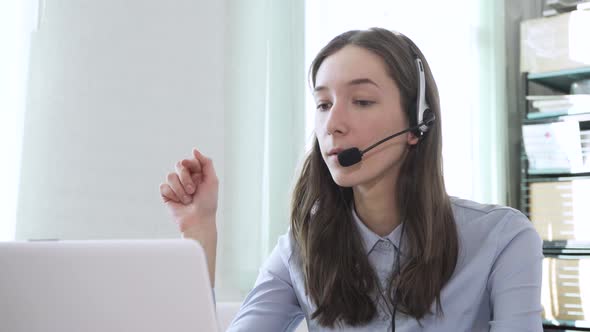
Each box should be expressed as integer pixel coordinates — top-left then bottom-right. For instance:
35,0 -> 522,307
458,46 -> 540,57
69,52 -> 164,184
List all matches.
325,101 -> 349,136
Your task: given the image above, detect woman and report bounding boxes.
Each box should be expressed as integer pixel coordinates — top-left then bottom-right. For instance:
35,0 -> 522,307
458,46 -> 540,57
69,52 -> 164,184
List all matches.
160,28 -> 543,331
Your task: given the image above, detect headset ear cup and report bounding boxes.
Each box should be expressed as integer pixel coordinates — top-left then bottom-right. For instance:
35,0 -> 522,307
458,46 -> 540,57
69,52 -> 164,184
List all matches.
423,109 -> 435,127
412,128 -> 422,138
416,108 -> 435,138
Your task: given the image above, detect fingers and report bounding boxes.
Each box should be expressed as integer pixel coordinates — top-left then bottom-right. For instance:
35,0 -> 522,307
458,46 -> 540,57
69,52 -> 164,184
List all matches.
161,148 -> 216,205
166,172 -> 192,204
159,183 -> 179,203
192,148 -> 218,184
181,157 -> 202,174
192,173 -> 202,185
175,160 -> 195,195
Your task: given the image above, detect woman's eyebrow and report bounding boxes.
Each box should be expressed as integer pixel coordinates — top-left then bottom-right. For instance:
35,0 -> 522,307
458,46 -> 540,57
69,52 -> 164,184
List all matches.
313,78 -> 381,94
347,78 -> 381,89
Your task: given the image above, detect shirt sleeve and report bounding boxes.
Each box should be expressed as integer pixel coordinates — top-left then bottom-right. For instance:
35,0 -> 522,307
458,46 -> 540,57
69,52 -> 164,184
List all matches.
487,210 -> 544,332
227,232 -> 305,332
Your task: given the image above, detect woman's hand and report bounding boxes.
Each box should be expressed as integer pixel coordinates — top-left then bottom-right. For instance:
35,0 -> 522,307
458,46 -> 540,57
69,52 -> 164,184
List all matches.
160,148 -> 219,233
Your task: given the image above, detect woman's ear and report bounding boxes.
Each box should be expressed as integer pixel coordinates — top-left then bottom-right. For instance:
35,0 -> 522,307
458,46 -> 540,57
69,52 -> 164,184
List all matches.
407,132 -> 420,145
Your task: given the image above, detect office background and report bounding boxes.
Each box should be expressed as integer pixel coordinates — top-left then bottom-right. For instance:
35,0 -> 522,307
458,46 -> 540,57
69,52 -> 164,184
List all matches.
1,0 -> 588,329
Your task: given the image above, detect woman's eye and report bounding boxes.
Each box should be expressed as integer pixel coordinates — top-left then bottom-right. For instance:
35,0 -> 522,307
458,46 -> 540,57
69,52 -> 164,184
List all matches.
354,100 -> 375,107
316,103 -> 332,111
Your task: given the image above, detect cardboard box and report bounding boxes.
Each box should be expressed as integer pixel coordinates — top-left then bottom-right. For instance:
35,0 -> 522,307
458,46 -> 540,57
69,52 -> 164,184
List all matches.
542,257 -> 590,321
529,179 -> 590,241
521,10 -> 590,74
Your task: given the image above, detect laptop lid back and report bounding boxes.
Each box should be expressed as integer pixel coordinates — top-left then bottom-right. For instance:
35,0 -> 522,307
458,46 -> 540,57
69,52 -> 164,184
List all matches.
0,239 -> 218,332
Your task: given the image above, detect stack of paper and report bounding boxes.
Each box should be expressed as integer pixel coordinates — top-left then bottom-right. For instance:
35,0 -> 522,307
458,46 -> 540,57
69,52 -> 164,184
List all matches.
526,95 -> 590,119
522,121 -> 584,173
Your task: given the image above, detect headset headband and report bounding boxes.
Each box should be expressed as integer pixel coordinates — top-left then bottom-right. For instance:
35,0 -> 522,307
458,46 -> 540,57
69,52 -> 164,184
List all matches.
402,34 -> 434,136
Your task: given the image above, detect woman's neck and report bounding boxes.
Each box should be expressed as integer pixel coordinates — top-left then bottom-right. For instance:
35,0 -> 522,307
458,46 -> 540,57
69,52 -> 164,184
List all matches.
353,174 -> 400,237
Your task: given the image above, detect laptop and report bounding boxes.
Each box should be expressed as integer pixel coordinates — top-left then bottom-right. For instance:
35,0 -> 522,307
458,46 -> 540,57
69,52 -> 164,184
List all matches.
0,239 -> 219,332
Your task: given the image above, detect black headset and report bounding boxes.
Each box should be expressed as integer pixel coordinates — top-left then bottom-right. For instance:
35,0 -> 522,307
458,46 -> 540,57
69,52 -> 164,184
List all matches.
410,48 -> 435,138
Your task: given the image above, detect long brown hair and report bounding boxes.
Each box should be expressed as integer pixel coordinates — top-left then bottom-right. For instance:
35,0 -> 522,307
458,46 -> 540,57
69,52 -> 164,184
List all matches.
290,28 -> 459,327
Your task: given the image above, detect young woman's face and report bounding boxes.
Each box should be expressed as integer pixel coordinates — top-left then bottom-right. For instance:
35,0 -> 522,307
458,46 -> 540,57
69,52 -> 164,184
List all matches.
313,45 -> 418,188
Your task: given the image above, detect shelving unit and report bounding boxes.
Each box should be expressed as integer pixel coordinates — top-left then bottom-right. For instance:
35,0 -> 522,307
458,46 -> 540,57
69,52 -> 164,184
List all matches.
520,67 -> 590,331
528,67 -> 590,93
543,320 -> 590,331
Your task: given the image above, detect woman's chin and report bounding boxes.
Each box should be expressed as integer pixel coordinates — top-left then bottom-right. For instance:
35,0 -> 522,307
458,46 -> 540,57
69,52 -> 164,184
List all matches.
330,173 -> 359,188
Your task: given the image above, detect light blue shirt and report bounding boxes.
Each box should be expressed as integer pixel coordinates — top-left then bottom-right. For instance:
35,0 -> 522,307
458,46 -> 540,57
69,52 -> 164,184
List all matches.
227,197 -> 544,331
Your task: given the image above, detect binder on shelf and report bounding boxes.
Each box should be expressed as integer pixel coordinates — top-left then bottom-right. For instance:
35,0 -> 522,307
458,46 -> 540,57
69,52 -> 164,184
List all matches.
530,179 -> 590,242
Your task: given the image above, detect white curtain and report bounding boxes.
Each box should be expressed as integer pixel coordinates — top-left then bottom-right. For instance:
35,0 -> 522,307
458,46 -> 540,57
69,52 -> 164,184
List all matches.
0,0 -> 38,241
305,0 -> 508,205
471,0 -> 508,205
217,0 -> 305,301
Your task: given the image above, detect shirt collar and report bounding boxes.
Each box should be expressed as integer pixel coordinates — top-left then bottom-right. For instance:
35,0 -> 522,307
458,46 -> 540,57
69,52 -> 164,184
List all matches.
351,204 -> 406,255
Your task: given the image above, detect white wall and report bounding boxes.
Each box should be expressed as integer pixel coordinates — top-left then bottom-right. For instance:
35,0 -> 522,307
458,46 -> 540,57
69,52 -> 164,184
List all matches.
0,0 -> 37,241
16,0 -> 225,240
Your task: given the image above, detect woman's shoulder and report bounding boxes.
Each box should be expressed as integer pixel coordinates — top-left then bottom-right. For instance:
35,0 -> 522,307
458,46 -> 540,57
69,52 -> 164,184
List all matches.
450,196 -> 521,216
449,196 -> 542,271
450,196 -> 529,225
449,196 -> 538,243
